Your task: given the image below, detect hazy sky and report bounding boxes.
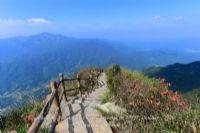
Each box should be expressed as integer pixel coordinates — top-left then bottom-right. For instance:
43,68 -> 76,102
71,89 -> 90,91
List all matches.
0,0 -> 200,41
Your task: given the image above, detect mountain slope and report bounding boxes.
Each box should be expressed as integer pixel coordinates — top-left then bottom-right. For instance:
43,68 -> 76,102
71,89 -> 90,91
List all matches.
1,33 -> 199,94
1,33 -> 200,112
104,65 -> 199,132
143,61 -> 200,92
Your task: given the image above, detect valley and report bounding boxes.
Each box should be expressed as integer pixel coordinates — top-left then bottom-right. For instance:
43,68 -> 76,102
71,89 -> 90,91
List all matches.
0,33 -> 200,114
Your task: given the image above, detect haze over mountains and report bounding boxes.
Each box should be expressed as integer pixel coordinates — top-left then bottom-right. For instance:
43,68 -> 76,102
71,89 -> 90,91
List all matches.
1,32 -> 200,113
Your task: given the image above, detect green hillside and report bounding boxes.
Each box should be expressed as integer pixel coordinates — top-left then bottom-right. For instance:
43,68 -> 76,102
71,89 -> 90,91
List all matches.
102,65 -> 200,132
143,61 -> 200,92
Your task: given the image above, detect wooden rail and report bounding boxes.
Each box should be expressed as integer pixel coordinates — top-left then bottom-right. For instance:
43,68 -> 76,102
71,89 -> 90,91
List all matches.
27,70 -> 101,133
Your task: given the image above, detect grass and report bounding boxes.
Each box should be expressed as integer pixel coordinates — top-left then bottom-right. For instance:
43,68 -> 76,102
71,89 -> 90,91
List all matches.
104,65 -> 200,132
100,90 -> 113,104
183,88 -> 200,109
0,100 -> 43,133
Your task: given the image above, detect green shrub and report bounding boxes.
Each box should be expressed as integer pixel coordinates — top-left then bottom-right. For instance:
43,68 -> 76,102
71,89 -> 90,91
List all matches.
106,65 -> 121,95
183,88 -> 200,109
0,101 -> 43,132
101,90 -> 113,104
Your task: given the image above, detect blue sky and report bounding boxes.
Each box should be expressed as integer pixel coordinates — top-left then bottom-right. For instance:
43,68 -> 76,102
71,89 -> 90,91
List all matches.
0,0 -> 200,41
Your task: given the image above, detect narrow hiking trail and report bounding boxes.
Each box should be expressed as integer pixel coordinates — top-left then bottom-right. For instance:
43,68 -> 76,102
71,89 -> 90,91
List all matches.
42,73 -> 112,133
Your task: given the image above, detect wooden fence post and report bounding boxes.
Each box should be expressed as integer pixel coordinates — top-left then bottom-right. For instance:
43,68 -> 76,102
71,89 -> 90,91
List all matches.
50,108 -> 60,133
76,73 -> 81,96
97,71 -> 101,86
50,81 -> 62,118
59,73 -> 68,102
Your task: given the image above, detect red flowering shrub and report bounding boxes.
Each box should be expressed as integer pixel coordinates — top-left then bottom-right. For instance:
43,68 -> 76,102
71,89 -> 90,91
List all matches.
105,66 -> 196,132
106,66 -> 189,118
25,114 -> 35,123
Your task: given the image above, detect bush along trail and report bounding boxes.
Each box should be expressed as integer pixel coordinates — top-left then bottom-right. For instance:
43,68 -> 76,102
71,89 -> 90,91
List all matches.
98,65 -> 200,133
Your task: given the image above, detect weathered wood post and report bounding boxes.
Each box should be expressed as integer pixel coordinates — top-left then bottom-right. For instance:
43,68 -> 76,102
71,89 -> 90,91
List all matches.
59,73 -> 68,102
50,81 -> 62,118
50,108 -> 60,133
97,71 -> 101,86
76,73 -> 81,96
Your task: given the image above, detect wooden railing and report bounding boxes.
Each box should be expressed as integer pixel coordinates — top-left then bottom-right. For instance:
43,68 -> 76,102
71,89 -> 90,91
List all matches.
27,70 -> 101,133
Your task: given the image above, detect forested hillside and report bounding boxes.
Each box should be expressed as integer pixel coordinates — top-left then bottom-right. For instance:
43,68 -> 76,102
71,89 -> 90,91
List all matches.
144,61 -> 200,92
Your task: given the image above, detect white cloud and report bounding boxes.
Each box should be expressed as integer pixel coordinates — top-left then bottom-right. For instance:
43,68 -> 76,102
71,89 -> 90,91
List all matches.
0,18 -> 51,25
153,15 -> 161,20
0,19 -> 24,24
174,16 -> 184,21
27,18 -> 51,24
186,49 -> 200,53
153,16 -> 184,22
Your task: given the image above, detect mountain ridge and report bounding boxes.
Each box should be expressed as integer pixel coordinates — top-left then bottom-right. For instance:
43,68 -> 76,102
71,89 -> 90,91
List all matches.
143,61 -> 200,92
1,33 -> 200,112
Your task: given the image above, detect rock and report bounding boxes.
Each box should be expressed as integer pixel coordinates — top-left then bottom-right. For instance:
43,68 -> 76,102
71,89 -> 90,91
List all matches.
190,122 -> 197,133
98,102 -> 126,115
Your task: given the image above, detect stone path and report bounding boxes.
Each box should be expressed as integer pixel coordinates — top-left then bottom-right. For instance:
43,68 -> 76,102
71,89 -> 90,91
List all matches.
53,73 -> 112,133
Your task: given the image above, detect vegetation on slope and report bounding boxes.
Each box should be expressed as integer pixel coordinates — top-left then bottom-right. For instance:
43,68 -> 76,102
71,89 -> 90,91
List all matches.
143,61 -> 200,92
104,65 -> 200,132
0,67 -> 101,132
183,88 -> 200,109
0,101 -> 43,133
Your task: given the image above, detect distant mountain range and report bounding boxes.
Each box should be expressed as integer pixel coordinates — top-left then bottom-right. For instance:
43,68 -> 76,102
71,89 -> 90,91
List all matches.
143,61 -> 200,92
1,32 -> 200,113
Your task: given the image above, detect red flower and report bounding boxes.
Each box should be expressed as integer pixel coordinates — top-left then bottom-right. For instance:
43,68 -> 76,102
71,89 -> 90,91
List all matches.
154,100 -> 160,106
161,90 -> 170,95
26,114 -> 35,123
